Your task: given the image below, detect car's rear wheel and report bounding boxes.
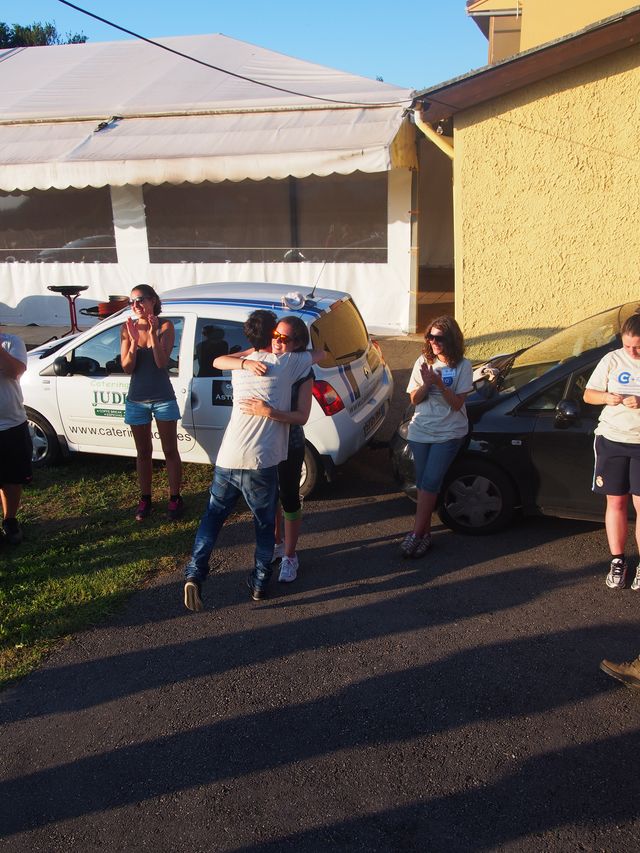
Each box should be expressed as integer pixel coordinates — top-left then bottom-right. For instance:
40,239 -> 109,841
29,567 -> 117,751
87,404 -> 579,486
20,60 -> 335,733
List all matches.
439,459 -> 516,535
299,443 -> 321,498
25,408 -> 61,466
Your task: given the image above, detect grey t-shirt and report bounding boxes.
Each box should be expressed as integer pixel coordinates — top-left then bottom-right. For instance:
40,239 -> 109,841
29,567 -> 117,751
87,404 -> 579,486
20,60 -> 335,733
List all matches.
216,351 -> 313,469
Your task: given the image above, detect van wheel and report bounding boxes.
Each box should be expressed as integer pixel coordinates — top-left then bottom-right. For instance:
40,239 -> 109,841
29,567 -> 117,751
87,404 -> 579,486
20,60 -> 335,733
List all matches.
25,408 -> 61,466
439,460 -> 516,535
300,443 -> 320,498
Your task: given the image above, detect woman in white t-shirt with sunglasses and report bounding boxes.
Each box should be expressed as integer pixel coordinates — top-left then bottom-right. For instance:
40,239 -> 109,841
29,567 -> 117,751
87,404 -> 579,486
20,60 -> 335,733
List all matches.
401,316 -> 473,558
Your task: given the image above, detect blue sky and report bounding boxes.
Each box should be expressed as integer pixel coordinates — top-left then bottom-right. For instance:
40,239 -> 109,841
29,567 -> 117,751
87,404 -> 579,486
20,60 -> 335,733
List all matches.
2,0 -> 489,90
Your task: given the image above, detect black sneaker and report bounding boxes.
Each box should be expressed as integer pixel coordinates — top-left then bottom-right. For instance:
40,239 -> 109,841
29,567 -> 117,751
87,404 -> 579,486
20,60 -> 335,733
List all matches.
2,518 -> 23,545
246,574 -> 267,601
184,580 -> 203,612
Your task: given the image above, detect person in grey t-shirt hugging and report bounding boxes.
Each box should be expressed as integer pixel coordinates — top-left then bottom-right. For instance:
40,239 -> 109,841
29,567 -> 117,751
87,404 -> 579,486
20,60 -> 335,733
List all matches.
121,285 -> 183,522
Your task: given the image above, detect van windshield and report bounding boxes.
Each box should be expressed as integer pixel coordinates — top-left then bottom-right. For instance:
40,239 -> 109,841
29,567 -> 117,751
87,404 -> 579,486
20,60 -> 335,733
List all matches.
310,299 -> 369,367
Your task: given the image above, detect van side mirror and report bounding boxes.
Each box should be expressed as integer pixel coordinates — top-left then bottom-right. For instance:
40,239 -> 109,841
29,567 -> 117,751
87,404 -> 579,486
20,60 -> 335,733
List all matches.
555,398 -> 580,428
53,356 -> 71,376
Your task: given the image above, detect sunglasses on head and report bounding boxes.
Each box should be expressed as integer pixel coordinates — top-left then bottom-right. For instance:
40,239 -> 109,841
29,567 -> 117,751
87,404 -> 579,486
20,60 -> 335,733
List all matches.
427,333 -> 445,342
272,330 -> 291,344
129,296 -> 151,306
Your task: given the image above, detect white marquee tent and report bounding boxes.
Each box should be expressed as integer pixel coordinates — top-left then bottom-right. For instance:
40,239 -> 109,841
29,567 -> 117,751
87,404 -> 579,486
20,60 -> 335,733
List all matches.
0,35 -> 417,331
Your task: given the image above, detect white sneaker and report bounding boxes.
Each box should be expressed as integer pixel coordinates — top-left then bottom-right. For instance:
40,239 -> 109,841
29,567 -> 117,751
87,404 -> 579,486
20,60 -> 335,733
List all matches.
278,554 -> 299,583
272,541 -> 285,561
606,558 -> 627,589
631,564 -> 640,591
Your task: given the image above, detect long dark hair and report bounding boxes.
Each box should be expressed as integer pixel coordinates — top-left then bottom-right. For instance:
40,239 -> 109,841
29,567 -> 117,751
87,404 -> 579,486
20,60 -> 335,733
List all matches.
131,284 -> 162,316
280,315 -> 309,352
422,315 -> 465,367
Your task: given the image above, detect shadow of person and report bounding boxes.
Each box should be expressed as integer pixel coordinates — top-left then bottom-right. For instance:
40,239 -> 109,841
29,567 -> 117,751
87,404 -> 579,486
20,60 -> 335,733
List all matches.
195,325 -> 229,377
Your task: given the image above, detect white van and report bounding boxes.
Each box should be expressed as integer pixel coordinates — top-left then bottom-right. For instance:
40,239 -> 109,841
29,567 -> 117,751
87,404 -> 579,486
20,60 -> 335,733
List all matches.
22,283 -> 393,495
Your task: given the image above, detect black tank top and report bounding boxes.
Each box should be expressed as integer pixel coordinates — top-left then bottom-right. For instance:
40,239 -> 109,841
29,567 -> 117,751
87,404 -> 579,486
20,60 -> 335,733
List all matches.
128,347 -> 176,403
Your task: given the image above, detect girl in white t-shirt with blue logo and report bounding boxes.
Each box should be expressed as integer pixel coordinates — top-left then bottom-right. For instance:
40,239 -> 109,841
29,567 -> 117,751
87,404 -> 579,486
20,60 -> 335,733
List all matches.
585,311 -> 640,591
401,316 -> 473,558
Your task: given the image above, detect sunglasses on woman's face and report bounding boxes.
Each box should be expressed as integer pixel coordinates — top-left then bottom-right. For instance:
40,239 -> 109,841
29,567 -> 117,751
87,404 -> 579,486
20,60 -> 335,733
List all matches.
129,296 -> 151,306
427,333 -> 445,342
272,331 -> 291,344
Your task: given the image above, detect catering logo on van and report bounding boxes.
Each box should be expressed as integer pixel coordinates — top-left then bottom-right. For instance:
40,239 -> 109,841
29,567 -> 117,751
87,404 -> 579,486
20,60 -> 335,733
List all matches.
90,380 -> 129,418
212,379 -> 234,406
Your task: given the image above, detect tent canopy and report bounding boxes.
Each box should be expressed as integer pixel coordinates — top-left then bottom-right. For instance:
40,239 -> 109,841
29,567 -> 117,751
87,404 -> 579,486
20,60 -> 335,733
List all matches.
0,34 -> 414,191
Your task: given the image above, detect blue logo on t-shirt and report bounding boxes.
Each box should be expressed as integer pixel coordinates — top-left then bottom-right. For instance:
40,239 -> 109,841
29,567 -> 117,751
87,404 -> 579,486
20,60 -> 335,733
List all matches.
441,367 -> 456,388
618,371 -> 632,385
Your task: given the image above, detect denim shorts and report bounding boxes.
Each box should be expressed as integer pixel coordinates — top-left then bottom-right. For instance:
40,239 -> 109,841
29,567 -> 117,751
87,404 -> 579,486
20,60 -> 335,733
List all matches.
409,437 -> 464,493
124,398 -> 180,426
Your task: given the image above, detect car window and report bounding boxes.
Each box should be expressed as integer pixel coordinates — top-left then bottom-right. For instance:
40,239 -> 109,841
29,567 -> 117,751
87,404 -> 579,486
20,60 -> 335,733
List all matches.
571,367 -> 603,417
521,378 -> 567,412
70,316 -> 183,376
71,323 -> 123,376
193,319 -> 247,376
165,317 -> 183,376
309,298 -> 368,367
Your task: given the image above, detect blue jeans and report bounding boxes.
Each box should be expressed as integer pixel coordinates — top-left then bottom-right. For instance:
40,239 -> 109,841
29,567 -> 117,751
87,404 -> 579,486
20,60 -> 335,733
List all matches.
409,438 -> 464,493
184,466 -> 278,587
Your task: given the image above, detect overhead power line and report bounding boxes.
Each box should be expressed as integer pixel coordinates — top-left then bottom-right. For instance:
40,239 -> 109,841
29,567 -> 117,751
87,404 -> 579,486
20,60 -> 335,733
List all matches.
57,0 -> 413,108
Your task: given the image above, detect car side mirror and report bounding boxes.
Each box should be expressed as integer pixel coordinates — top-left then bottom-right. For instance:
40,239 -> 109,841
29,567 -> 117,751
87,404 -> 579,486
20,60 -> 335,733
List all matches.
71,356 -> 101,376
53,356 -> 71,376
555,398 -> 580,428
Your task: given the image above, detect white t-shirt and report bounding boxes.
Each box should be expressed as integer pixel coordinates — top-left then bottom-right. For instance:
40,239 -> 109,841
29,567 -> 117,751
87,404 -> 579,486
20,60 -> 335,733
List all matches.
586,348 -> 640,444
406,355 -> 473,443
0,333 -> 28,430
216,350 -> 313,469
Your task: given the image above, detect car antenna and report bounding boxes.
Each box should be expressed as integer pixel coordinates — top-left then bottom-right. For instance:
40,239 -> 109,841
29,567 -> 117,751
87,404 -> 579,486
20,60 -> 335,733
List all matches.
307,262 -> 326,300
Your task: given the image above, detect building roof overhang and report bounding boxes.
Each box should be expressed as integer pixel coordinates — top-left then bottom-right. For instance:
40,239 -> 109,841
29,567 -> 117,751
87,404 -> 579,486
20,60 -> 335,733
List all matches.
416,5 -> 640,120
466,0 -> 522,37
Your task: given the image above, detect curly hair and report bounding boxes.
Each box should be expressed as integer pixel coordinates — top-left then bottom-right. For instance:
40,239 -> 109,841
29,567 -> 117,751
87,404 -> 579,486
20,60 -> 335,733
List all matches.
131,284 -> 162,316
244,309 -> 278,350
422,315 -> 465,367
279,315 -> 309,352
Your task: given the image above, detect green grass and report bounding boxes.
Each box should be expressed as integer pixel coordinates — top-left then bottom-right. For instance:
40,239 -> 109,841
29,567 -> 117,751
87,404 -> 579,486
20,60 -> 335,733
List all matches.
0,456 -> 213,688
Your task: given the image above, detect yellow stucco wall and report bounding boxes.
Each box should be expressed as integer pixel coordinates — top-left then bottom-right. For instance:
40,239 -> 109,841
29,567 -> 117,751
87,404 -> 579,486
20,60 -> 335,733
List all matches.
454,43 -> 640,357
521,0 -> 636,51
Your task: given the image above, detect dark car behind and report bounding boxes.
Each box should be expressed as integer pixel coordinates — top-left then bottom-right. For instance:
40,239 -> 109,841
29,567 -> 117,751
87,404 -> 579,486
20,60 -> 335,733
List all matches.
391,301 -> 640,534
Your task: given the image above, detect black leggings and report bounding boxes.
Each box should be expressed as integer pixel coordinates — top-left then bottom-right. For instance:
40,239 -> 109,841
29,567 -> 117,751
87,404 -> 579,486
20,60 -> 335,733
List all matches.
277,446 -> 305,514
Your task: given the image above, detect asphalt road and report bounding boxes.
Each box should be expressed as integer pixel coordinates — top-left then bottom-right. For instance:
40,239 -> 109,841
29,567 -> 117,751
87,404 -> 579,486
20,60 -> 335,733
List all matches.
1,438 -> 640,851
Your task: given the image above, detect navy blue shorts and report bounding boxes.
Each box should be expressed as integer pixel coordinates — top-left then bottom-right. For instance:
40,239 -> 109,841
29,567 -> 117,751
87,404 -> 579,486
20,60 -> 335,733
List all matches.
593,435 -> 640,496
